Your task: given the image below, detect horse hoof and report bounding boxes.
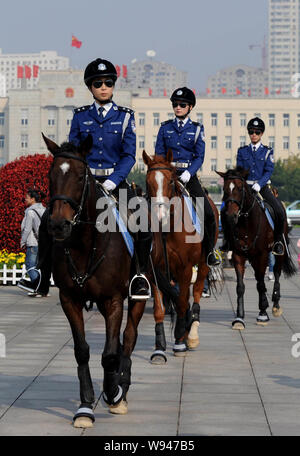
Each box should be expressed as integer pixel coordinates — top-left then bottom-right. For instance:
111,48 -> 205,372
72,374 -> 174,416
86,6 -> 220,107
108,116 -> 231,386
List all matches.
272,307 -> 283,317
73,416 -> 94,428
109,400 -> 128,415
187,321 -> 200,349
173,350 -> 187,357
150,354 -> 167,365
256,320 -> 269,326
232,319 -> 245,330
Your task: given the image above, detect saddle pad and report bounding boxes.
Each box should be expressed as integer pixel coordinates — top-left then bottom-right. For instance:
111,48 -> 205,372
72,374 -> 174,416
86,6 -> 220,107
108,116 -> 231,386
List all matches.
258,199 -> 274,231
96,184 -> 134,258
183,194 -> 201,235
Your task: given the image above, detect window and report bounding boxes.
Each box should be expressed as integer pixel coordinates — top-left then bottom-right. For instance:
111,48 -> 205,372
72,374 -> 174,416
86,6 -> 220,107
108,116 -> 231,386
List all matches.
240,113 -> 246,127
225,113 -> 232,126
21,108 -> 28,126
21,134 -> 28,148
66,111 -> 73,126
138,158 -> 145,172
138,135 -> 145,149
269,136 -> 275,148
167,112 -> 173,119
211,113 -> 217,126
153,136 -> 157,149
211,136 -> 217,149
153,113 -> 160,126
138,113 -> 145,126
225,136 -> 232,149
269,114 -> 275,127
240,136 -> 246,147
196,112 -> 203,124
0,113 -> 4,125
283,113 -> 289,126
297,114 -> 300,127
211,159 -> 217,171
48,109 -> 56,126
0,135 -> 4,148
297,137 -> 300,150
48,134 -> 55,141
283,136 -> 289,149
225,159 -> 232,170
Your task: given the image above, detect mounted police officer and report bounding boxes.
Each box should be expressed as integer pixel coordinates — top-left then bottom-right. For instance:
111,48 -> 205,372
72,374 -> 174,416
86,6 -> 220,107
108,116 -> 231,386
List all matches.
221,117 -> 285,255
155,87 -> 220,267
19,58 -> 151,300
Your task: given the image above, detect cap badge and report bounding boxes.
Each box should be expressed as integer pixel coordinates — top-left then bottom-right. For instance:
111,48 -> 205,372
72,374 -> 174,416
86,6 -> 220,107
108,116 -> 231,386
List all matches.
254,121 -> 258,125
177,90 -> 183,95
98,63 -> 107,71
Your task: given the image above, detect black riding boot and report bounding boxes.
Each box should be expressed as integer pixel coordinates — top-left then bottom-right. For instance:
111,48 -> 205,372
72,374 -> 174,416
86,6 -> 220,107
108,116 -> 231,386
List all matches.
36,209 -> 52,295
205,220 -> 220,267
129,232 -> 152,300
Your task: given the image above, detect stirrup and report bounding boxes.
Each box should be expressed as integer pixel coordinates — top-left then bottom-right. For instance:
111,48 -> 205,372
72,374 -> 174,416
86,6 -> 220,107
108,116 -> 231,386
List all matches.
129,273 -> 151,300
272,241 -> 284,256
206,250 -> 221,267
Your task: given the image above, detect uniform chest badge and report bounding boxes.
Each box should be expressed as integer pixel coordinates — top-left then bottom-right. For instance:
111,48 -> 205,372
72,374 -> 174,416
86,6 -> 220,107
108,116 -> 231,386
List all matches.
83,121 -> 93,125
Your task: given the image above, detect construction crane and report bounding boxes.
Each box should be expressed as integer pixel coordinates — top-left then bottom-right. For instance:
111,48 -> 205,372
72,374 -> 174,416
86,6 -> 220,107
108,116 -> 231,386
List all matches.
249,35 -> 267,71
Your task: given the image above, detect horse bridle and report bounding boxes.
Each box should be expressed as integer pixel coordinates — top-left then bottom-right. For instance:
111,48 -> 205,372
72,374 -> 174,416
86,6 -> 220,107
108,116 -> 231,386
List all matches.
49,152 -> 90,226
146,166 -> 177,208
223,175 -> 256,218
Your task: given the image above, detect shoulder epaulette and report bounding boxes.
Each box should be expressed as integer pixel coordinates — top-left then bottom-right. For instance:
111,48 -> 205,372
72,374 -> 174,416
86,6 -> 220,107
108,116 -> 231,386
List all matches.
161,119 -> 173,126
74,105 -> 90,113
192,121 -> 201,127
118,106 -> 134,115
238,145 -> 247,150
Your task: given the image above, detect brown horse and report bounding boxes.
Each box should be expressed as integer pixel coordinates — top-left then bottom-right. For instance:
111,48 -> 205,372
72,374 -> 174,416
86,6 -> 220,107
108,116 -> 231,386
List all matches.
43,134 -> 146,427
217,167 -> 297,329
143,150 -> 219,362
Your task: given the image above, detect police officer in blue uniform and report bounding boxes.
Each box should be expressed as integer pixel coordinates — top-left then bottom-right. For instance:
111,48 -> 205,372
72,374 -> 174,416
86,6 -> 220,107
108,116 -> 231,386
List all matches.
221,117 -> 285,255
21,58 -> 151,300
155,87 -> 220,267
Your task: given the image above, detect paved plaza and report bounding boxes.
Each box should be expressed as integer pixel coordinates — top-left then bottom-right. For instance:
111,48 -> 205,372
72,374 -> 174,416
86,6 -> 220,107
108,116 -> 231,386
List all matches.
0,241 -> 299,436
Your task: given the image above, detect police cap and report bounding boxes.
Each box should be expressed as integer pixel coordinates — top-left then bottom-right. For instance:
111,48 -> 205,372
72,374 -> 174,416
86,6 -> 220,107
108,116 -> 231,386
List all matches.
170,87 -> 196,107
84,58 -> 118,86
247,117 -> 265,133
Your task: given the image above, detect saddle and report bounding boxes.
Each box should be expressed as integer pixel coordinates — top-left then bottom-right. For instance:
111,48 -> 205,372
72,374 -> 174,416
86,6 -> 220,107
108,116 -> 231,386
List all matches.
256,195 -> 275,231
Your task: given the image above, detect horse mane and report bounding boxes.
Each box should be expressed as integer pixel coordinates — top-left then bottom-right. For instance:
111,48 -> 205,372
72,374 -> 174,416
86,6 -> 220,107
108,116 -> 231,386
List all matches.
223,166 -> 249,180
59,142 -> 78,154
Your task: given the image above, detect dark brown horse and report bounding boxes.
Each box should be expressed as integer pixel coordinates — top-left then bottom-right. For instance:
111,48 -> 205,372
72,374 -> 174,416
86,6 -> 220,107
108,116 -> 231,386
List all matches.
217,167 -> 297,329
43,134 -> 146,427
143,150 -> 219,362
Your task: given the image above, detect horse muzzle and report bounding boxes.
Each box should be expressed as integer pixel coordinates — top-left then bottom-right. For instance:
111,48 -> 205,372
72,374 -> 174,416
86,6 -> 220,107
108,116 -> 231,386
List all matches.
48,217 -> 73,241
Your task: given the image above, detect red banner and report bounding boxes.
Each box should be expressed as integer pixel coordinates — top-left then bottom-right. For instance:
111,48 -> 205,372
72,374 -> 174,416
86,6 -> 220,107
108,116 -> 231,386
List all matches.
264,87 -> 269,95
116,65 -> 121,78
206,88 -> 211,94
221,87 -> 227,94
71,35 -> 82,48
33,65 -> 39,78
149,88 -> 152,96
122,65 -> 128,79
17,66 -> 23,78
236,88 -> 241,95
163,88 -> 167,97
25,65 -> 31,79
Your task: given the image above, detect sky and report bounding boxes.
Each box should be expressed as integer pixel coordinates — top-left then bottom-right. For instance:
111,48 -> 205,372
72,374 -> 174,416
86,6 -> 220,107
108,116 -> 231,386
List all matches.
1,0 -> 268,91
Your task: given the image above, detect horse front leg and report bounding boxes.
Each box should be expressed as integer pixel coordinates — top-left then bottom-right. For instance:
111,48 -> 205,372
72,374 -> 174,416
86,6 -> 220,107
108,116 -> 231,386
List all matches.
150,284 -> 167,364
60,291 -> 95,428
173,268 -> 192,357
272,256 -> 283,317
232,254 -> 246,330
187,262 -> 209,349
253,255 -> 270,326
100,295 -> 124,415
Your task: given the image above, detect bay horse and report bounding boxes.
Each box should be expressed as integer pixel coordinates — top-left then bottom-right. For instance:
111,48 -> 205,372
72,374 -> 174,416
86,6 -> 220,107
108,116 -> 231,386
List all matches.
217,167 -> 297,329
143,150 -> 219,362
43,134 -> 146,427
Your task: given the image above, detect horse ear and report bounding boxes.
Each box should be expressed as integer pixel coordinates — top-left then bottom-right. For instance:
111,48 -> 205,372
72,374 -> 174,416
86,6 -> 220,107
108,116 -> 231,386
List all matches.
143,150 -> 152,166
166,149 -> 173,163
216,171 -> 225,178
79,134 -> 93,157
42,133 -> 59,155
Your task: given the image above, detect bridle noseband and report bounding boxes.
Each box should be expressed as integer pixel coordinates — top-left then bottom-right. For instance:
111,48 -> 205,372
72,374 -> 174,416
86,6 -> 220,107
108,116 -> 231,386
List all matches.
49,152 -> 90,226
223,175 -> 256,218
146,165 -> 177,206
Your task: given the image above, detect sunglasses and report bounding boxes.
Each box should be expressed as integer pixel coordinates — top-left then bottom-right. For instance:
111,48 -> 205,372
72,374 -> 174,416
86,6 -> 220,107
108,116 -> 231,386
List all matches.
172,102 -> 188,108
248,129 -> 262,135
92,79 -> 114,89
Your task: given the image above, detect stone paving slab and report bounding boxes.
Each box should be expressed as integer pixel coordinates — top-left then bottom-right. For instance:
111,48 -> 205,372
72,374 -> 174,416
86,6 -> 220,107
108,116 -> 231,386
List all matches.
0,256 -> 299,436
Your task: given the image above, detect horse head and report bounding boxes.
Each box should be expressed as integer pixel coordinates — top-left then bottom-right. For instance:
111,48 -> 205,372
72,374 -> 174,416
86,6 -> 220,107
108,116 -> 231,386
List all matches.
143,149 -> 179,227
216,167 -> 250,226
43,133 -> 93,241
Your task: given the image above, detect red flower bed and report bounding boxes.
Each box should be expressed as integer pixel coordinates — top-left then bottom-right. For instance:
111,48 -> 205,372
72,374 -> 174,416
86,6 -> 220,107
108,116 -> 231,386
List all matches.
0,154 -> 53,252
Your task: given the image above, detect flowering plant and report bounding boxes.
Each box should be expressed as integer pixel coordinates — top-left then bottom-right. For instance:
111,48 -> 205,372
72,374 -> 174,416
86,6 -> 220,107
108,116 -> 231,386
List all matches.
0,249 -> 26,268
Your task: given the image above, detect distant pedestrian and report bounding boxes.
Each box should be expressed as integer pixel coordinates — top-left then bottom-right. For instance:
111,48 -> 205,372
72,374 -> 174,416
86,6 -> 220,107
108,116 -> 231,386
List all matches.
18,189 -> 46,294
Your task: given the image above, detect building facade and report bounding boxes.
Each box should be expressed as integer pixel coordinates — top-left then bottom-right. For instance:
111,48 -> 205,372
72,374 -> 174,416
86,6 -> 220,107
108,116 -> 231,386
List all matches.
0,70 -> 300,187
268,0 -> 300,96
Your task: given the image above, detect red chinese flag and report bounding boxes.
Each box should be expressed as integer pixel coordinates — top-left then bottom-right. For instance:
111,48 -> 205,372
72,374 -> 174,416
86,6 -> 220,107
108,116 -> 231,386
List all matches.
116,65 -> 121,78
221,87 -> 227,94
71,35 -> 82,48
122,65 -> 128,79
276,88 -> 281,95
33,65 -> 39,78
163,88 -> 167,97
17,66 -> 23,78
248,89 -> 251,97
264,87 -> 269,95
236,87 -> 241,95
206,88 -> 211,94
25,65 -> 31,79
149,88 -> 152,96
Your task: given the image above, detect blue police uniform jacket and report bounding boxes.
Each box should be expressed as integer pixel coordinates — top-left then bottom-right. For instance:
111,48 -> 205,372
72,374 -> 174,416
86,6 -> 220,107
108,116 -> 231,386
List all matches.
69,102 -> 136,187
237,144 -> 274,188
155,118 -> 205,176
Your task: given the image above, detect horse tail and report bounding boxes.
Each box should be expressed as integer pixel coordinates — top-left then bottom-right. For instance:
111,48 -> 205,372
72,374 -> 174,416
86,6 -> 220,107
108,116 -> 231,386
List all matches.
282,238 -> 298,278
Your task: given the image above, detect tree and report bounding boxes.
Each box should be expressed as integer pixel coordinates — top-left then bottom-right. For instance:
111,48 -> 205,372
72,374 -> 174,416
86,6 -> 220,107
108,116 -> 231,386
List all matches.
127,167 -> 147,193
0,154 -> 53,252
272,156 -> 300,203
